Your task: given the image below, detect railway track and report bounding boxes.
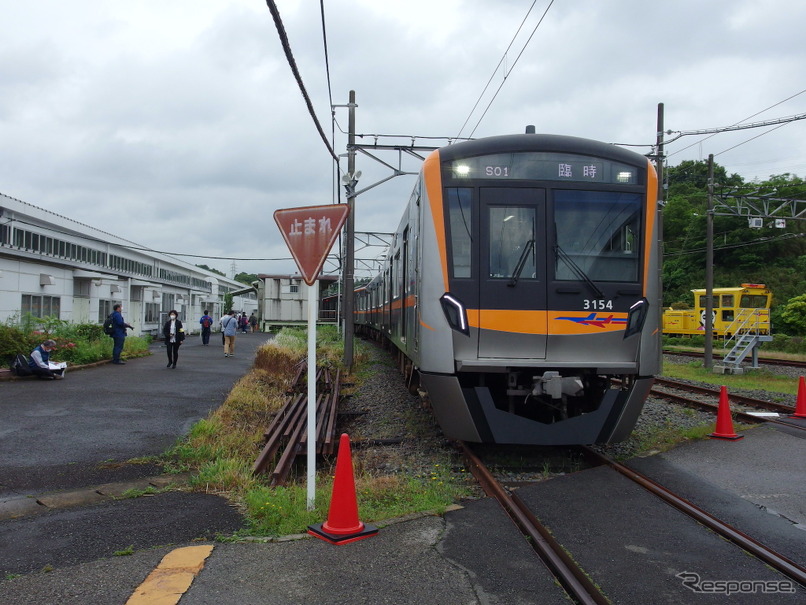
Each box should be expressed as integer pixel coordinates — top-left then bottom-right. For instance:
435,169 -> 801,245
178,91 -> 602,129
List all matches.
458,441 -> 806,602
252,362 -> 342,484
457,442 -> 609,605
652,377 -> 806,432
664,349 -> 806,369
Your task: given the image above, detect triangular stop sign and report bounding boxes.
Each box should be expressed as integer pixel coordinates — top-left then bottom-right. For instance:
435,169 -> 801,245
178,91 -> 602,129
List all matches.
274,204 -> 350,286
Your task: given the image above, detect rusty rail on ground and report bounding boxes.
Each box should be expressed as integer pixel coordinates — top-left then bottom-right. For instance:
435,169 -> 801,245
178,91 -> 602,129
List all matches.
252,362 -> 342,484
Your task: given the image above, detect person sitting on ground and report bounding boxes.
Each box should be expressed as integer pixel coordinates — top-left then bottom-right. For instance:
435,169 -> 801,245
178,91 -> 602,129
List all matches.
29,339 -> 64,380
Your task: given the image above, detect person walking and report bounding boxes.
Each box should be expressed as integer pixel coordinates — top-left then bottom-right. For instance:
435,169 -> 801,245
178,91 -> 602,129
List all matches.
239,312 -> 249,334
199,309 -> 213,346
29,339 -> 64,379
110,303 -> 133,365
222,309 -> 238,357
162,310 -> 185,369
249,312 -> 258,333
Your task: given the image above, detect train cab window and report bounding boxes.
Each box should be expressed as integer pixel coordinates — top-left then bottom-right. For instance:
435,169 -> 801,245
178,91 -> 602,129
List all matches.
740,294 -> 768,309
488,207 -> 535,279
446,188 -> 473,278
553,191 -> 641,282
721,295 -> 734,307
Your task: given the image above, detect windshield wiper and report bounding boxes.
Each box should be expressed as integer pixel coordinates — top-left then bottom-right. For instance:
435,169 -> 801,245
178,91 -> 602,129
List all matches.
554,244 -> 606,299
508,239 -> 535,287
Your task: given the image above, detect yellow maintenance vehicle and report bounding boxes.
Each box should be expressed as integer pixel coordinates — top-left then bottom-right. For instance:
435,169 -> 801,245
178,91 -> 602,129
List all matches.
662,284 -> 772,337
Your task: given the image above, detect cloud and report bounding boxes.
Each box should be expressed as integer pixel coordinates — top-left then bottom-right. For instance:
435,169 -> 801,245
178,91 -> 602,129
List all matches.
1,0 -> 804,278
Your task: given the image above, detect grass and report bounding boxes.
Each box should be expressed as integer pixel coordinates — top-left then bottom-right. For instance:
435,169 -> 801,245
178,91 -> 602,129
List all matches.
663,359 -> 799,396
118,486 -> 160,499
632,353 -> 799,457
112,545 -> 135,556
627,418 -> 717,458
164,327 -> 468,538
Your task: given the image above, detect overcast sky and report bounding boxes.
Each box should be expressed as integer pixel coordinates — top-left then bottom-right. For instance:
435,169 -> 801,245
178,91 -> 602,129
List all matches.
1,0 -> 804,278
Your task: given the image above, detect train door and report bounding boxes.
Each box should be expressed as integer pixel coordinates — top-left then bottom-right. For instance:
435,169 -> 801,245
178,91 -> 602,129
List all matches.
401,227 -> 409,345
478,187 -> 547,359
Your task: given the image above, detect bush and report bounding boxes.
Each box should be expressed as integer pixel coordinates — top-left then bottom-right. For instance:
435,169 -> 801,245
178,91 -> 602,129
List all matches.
663,335 -> 705,348
765,334 -> 806,355
1,314 -> 150,367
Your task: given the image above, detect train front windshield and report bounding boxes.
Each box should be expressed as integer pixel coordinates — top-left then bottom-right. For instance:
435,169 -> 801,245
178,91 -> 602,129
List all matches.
553,191 -> 642,283
444,151 -> 646,287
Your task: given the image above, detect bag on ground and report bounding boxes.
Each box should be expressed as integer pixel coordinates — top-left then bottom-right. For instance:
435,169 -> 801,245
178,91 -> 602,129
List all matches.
10,354 -> 32,377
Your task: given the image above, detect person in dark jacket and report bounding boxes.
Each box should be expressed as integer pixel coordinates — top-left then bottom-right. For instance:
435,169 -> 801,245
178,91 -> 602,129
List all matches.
29,339 -> 64,379
110,303 -> 133,365
162,310 -> 185,369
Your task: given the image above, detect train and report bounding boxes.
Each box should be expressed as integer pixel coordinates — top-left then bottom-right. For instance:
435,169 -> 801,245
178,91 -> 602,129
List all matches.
354,131 -> 661,445
662,284 -> 772,337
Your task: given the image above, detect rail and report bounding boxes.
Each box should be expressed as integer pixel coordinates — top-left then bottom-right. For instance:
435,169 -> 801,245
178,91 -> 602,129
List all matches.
458,441 -> 609,605
252,362 -> 341,484
580,447 -> 806,587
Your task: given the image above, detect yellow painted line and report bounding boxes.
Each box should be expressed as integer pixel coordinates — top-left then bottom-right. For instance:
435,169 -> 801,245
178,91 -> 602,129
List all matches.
127,544 -> 214,604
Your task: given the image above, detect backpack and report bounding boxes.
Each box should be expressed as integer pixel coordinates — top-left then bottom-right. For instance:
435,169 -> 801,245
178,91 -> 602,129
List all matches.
202,318 -> 211,328
10,354 -> 32,377
103,314 -> 115,336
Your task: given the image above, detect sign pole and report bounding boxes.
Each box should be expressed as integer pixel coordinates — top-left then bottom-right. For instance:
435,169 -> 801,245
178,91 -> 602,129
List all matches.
306,279 -> 318,509
273,204 -> 350,512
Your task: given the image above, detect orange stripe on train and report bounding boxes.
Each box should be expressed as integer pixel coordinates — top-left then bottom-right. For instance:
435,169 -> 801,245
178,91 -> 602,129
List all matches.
467,309 -> 628,335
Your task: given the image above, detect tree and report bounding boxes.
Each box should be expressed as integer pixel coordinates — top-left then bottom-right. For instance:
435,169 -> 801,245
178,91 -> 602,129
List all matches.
780,294 -> 806,336
196,263 -> 226,277
234,272 -> 258,285
223,292 -> 234,313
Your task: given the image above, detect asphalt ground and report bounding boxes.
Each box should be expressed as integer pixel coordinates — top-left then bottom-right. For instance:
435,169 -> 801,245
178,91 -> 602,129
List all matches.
0,332 -> 267,497
2,340 -> 805,603
0,332 -> 268,582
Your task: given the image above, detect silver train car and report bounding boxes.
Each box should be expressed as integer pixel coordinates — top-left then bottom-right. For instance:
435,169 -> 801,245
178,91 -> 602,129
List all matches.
355,132 -> 661,445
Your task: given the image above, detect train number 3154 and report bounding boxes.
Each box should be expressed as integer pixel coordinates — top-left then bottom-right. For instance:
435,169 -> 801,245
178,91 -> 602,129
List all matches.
583,299 -> 613,310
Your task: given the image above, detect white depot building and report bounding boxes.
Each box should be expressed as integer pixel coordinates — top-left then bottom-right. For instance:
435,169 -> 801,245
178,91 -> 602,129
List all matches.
0,192 -> 257,336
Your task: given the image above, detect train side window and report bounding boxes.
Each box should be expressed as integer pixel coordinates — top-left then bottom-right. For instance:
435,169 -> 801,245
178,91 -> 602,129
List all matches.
699,295 -> 718,309
488,206 -> 535,279
721,295 -> 734,307
446,188 -> 473,278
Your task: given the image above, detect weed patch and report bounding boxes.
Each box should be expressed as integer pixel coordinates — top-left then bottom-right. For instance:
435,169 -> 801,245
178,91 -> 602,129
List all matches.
166,327 -> 469,537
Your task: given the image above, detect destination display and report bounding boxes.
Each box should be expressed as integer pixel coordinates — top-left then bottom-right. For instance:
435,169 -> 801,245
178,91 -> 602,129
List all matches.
448,152 -> 639,184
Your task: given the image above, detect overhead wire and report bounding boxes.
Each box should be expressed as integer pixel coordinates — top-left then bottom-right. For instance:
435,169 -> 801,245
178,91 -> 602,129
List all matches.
663,232 -> 802,258
667,87 -> 806,158
466,0 -> 556,138
264,0 -> 339,162
5,215 -> 297,262
715,122 -> 791,157
455,0 -> 540,139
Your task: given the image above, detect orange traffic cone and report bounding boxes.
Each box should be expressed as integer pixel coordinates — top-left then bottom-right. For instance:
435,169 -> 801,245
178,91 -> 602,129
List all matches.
308,433 -> 378,545
709,386 -> 744,441
792,376 -> 806,419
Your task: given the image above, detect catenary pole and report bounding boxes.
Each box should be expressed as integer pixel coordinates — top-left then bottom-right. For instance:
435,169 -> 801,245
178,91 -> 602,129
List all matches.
656,103 -> 665,370
705,154 -> 714,368
343,90 -> 356,371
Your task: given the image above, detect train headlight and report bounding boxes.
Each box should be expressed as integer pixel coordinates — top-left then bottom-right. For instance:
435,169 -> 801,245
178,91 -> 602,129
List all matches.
440,293 -> 469,336
624,298 -> 649,338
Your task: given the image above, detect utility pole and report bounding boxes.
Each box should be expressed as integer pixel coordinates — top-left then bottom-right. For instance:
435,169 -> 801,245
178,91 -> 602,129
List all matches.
656,103 -> 665,370
343,90 -> 357,372
705,154 -> 715,368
